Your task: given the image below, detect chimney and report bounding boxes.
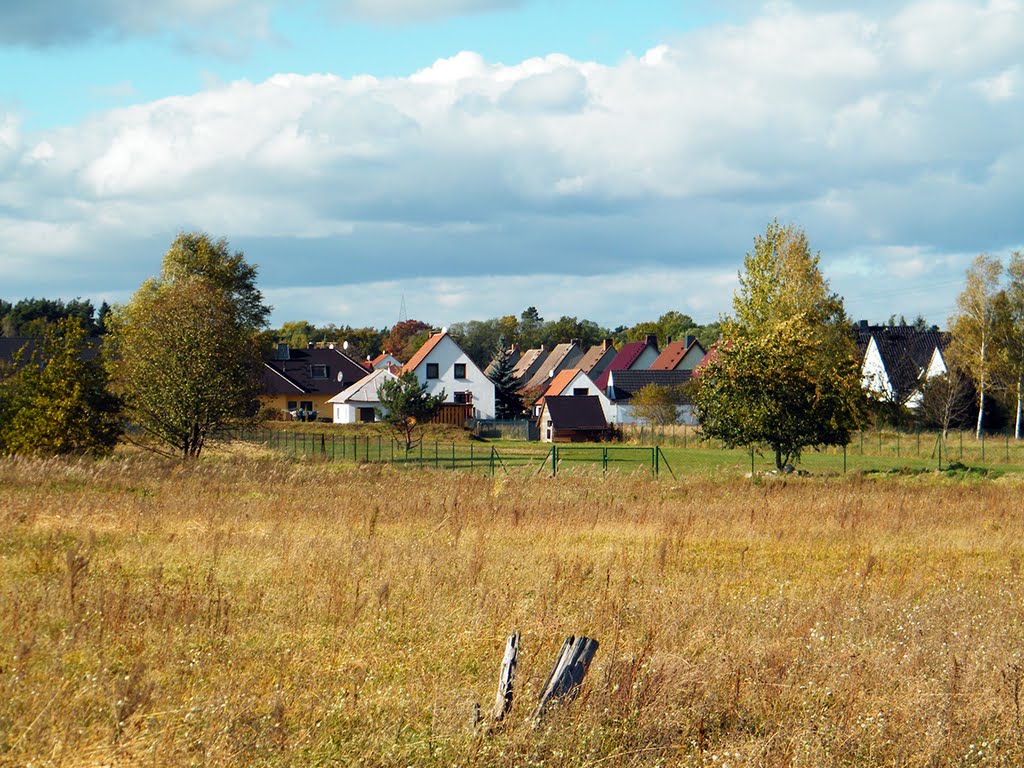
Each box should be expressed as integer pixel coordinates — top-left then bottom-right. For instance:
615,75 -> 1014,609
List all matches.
307,341 -> 315,349
603,338 -> 613,350
275,343 -> 290,360
645,333 -> 658,347
570,338 -> 581,348
685,335 -> 696,347
858,320 -> 869,330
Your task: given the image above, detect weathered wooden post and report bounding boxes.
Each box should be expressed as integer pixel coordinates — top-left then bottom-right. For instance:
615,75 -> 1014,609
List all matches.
534,635 -> 599,721
490,632 -> 520,723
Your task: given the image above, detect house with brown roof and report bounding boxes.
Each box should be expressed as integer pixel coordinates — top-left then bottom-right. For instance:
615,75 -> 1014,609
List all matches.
262,343 -> 370,419
404,330 -> 496,420
511,346 -> 549,386
578,338 -> 616,380
520,340 -> 585,392
650,336 -> 706,372
537,395 -> 609,443
593,334 -> 661,391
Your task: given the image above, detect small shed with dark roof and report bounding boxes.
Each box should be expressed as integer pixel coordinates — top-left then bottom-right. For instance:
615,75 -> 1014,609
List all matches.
538,395 -> 610,443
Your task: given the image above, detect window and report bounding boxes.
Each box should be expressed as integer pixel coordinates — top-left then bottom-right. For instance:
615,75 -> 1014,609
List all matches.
311,364 -> 328,379
454,363 -> 467,379
573,388 -> 589,397
300,401 -> 314,411
287,400 -> 297,411
426,363 -> 439,379
358,407 -> 376,423
454,391 -> 472,404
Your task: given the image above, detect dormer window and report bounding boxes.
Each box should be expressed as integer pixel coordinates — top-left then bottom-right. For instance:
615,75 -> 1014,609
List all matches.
311,364 -> 328,379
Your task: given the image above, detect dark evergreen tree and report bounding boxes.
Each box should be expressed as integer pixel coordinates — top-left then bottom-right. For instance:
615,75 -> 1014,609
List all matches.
488,337 -> 522,420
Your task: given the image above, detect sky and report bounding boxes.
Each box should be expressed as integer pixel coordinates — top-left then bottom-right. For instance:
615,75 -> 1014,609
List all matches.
1,0 -> 1021,331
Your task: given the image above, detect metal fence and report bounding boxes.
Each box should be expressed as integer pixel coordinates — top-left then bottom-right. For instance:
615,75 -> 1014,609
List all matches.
220,426 -> 1024,478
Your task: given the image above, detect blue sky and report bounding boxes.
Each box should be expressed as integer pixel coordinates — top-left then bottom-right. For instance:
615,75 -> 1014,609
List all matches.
1,0 -> 1022,329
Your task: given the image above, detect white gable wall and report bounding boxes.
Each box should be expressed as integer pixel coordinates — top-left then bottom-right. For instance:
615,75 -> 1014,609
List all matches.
410,335 -> 496,419
630,345 -> 660,370
861,337 -> 894,401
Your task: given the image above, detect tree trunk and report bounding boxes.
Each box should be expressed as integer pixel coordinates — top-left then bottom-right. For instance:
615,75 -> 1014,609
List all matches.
775,445 -> 783,471
976,387 -> 985,440
1016,379 -> 1022,441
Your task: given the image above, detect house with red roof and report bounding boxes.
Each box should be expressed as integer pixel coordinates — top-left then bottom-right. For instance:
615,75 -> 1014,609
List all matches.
650,336 -> 706,372
404,330 -> 496,420
364,351 -> 402,372
593,334 -> 661,391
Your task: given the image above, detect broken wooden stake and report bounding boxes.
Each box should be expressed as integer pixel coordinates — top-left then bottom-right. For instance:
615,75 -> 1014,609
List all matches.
491,631 -> 520,723
534,634 -> 599,720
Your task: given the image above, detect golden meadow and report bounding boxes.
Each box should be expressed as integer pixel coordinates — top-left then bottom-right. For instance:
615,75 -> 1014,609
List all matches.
2,451 -> 1024,767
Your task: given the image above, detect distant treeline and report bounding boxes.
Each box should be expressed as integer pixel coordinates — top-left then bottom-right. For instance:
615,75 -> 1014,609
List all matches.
1,298 -> 111,338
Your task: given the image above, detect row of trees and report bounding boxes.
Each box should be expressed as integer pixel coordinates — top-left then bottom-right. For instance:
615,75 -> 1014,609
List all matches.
0,233 -> 270,459
948,252 -> 1024,439
0,297 -> 111,338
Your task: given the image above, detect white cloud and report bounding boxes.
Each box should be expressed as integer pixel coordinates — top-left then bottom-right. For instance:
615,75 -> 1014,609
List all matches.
4,1 -> 1024,327
332,0 -> 524,23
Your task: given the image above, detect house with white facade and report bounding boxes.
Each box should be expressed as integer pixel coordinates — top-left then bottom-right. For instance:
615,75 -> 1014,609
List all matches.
403,330 -> 496,420
858,326 -> 949,409
604,369 -> 696,425
328,368 -> 398,423
532,368 -> 614,423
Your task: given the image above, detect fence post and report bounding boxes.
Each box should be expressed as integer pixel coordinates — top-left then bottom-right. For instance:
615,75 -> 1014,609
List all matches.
843,443 -> 847,473
750,446 -> 755,476
654,447 -> 659,477
602,447 -> 608,473
552,445 -> 557,476
379,435 -> 382,462
937,434 -> 942,471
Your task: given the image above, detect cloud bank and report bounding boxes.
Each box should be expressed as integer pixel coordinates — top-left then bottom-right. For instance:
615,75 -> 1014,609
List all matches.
1,0 -> 1021,326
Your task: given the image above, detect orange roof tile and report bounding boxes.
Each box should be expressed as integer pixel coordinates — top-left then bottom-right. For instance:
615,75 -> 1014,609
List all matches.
403,331 -> 447,373
543,368 -> 581,398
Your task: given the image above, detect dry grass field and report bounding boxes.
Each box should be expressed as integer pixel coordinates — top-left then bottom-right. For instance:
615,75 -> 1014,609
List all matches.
2,451 -> 1024,766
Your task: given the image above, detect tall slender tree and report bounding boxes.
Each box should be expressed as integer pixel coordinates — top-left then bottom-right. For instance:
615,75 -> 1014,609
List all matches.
948,254 -> 1003,439
998,251 -> 1024,439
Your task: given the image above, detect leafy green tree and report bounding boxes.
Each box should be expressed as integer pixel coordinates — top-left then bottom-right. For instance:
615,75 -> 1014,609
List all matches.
696,222 -> 864,470
0,318 -> 121,456
948,254 -> 1003,438
160,232 -> 270,329
629,383 -> 688,427
383,320 -> 432,363
110,234 -> 268,459
488,337 -> 522,420
377,370 -> 446,450
537,316 -> 608,350
518,307 -> 544,348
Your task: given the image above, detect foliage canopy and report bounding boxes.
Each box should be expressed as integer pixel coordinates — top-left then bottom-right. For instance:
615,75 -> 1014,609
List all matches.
376,370 -> 447,450
110,233 -> 269,459
696,222 -> 864,469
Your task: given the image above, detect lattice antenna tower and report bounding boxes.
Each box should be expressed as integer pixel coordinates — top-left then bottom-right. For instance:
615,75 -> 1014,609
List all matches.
398,293 -> 408,324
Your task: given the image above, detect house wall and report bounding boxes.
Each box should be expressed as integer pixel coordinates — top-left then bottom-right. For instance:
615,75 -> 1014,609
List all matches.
411,335 -> 496,419
678,345 -> 705,371
332,402 -> 387,424
630,345 -> 660,371
562,371 -> 614,422
860,338 -> 894,400
260,394 -> 334,420
906,346 -> 948,409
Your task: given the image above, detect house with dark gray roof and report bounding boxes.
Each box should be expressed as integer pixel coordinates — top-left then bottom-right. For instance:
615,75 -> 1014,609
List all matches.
858,325 -> 950,409
537,395 -> 609,443
604,368 -> 695,425
262,343 -> 370,419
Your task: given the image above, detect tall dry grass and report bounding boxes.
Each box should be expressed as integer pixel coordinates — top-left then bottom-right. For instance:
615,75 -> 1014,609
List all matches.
2,453 -> 1024,766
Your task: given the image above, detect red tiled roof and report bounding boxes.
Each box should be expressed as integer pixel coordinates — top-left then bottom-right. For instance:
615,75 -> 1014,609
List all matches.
650,339 -> 705,370
403,331 -> 447,373
594,341 -> 647,390
543,368 -> 580,398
